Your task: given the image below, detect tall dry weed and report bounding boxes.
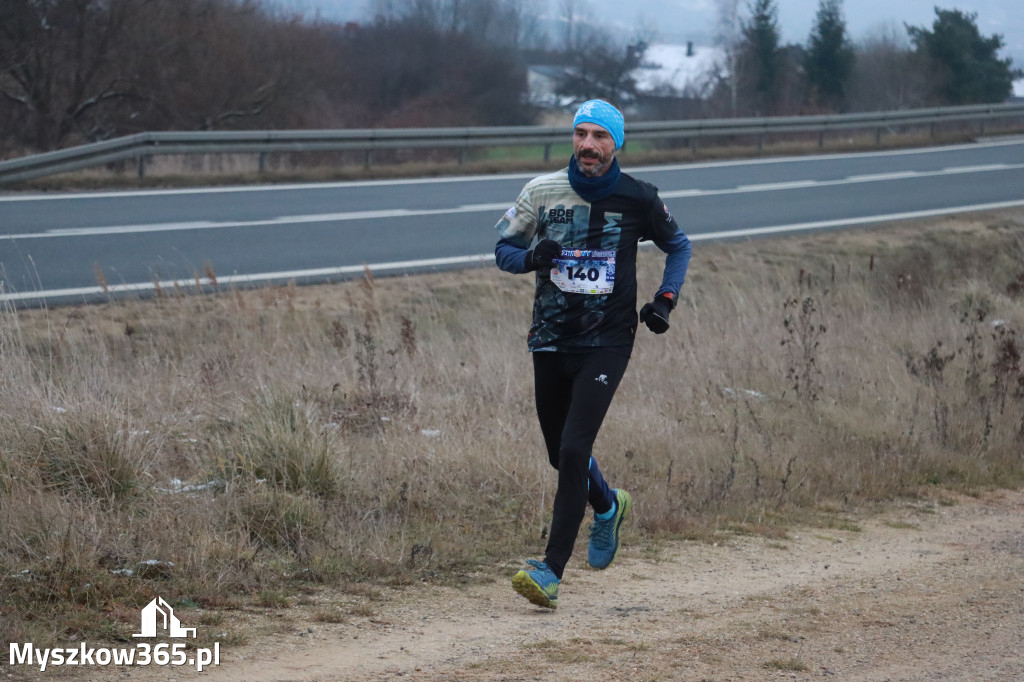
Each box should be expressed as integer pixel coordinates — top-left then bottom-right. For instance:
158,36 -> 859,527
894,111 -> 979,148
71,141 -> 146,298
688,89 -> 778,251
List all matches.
215,392 -> 340,498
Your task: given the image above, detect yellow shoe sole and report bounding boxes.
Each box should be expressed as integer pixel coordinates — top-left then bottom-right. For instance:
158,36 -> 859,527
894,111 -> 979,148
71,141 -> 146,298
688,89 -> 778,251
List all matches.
512,571 -> 557,609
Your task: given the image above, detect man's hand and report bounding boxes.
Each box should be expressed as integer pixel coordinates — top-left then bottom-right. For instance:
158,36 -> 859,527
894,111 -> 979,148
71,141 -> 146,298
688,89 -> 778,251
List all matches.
527,239 -> 562,271
639,294 -> 673,334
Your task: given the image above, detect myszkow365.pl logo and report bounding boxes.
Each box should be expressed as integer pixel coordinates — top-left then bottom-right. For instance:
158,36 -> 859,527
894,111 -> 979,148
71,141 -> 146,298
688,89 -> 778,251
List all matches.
7,596 -> 221,673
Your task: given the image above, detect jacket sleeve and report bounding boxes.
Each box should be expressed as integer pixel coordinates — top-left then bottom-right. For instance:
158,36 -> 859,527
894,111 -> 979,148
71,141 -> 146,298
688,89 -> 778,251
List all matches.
493,185 -> 538,275
653,228 -> 691,301
647,195 -> 691,302
495,237 -> 531,274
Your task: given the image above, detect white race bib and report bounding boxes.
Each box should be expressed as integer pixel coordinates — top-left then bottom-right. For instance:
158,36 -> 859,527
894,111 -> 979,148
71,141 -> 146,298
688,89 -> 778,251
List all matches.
550,249 -> 616,295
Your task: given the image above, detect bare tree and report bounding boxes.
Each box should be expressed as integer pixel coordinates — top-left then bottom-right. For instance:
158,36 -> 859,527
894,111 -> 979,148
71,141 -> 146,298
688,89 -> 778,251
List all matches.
515,0 -> 548,51
556,31 -> 645,105
630,10 -> 659,46
485,0 -> 542,50
559,0 -> 584,50
126,0 -> 325,131
0,0 -> 535,153
326,16 -> 532,127
368,0 -> 395,23
0,0 -> 146,150
714,0 -> 741,115
368,0 -> 530,48
848,22 -> 929,111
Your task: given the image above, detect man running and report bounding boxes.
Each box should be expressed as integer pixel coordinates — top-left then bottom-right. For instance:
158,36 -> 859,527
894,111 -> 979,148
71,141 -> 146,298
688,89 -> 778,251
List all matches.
494,99 -> 692,608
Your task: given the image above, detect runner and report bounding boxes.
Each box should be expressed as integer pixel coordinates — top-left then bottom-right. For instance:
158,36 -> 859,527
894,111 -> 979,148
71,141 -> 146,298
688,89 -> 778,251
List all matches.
494,99 -> 692,608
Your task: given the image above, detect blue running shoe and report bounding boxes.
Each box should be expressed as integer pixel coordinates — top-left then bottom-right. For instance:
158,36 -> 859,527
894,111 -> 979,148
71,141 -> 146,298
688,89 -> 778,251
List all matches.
512,559 -> 559,609
588,489 -> 632,569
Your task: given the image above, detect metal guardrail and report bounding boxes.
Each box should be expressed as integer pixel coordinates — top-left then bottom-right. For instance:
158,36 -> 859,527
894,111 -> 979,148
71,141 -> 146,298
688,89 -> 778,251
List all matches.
1,102 -> 1023,185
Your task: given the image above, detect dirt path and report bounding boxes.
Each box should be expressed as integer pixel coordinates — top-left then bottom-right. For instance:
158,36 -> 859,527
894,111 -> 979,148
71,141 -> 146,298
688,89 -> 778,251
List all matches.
117,489 -> 1024,681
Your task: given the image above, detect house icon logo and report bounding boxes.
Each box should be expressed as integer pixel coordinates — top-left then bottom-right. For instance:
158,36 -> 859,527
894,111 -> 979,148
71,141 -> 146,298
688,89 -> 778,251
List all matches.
132,597 -> 196,638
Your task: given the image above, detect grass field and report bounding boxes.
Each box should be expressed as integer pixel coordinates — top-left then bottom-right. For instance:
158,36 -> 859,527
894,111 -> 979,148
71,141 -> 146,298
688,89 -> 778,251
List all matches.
2,208 -> 1023,651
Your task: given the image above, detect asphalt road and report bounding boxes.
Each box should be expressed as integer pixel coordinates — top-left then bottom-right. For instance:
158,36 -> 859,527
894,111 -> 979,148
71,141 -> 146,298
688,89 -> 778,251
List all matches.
2,138 -> 1023,305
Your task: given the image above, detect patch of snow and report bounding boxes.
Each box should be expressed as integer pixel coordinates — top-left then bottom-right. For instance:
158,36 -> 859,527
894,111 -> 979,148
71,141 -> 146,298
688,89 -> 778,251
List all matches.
633,43 -> 725,96
155,478 -> 223,494
721,387 -> 768,401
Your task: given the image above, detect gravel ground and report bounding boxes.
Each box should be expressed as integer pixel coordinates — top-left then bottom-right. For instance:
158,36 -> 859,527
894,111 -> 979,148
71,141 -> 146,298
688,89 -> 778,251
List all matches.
102,488 -> 1024,681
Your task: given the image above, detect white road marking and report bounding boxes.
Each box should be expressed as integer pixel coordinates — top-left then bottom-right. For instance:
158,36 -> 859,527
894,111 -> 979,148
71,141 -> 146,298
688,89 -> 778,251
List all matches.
5,164 -> 1023,240
845,171 -> 920,181
660,162 -> 1023,199
0,173 -> 539,202
0,254 -> 494,302
5,199 -> 1024,303
734,180 -> 820,191
7,203 -> 510,239
940,164 -> 1011,173
682,199 -> 1024,241
629,137 -> 1024,174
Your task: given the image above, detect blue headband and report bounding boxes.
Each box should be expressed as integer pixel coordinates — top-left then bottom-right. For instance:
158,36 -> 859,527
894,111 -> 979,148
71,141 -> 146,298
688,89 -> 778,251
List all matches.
573,100 -> 624,150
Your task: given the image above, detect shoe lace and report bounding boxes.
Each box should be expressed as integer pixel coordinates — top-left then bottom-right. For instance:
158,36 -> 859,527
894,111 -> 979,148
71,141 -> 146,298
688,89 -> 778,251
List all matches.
524,559 -> 557,588
590,515 -> 613,547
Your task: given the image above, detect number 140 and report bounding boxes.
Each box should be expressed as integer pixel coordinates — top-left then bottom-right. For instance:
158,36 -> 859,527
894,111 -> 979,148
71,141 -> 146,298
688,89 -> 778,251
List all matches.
564,266 -> 600,282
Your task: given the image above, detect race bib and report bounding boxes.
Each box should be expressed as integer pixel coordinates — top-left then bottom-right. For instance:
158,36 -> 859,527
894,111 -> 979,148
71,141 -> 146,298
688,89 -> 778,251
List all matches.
550,249 -> 615,295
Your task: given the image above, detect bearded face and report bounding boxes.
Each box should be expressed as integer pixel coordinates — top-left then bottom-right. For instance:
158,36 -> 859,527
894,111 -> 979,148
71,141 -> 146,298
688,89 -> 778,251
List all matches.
573,122 -> 617,177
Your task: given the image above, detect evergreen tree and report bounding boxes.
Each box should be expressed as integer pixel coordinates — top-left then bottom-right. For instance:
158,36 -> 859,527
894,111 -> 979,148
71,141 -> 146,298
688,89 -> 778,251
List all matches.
907,8 -> 1020,105
804,0 -> 854,111
739,0 -> 782,115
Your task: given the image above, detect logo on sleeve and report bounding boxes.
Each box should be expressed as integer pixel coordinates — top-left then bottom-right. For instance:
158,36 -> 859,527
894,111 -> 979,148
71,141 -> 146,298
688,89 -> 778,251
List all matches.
504,206 -> 517,221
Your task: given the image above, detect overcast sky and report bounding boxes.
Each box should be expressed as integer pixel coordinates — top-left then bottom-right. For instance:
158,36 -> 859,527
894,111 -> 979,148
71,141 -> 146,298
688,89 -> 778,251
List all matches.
276,0 -> 1023,65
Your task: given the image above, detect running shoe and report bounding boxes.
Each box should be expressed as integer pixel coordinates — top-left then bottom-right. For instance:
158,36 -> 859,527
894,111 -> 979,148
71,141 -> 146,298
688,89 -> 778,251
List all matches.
511,559 -> 559,609
587,488 -> 631,569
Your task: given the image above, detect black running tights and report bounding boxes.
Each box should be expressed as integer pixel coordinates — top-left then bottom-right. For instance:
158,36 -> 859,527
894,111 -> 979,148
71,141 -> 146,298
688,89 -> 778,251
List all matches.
532,348 -> 630,579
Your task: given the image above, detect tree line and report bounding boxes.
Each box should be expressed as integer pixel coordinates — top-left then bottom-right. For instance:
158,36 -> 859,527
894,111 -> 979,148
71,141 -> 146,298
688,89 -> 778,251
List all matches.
0,0 -> 1019,155
0,0 -> 534,154
714,0 -> 1021,118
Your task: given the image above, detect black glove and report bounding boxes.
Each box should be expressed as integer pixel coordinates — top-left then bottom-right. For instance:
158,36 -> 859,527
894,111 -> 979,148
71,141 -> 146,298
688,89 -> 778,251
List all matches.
526,239 -> 562,271
639,294 -> 673,334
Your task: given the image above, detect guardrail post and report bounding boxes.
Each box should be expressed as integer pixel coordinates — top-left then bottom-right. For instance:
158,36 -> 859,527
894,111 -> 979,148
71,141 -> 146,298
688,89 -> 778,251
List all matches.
818,130 -> 825,148
543,143 -> 551,162
364,149 -> 372,169
137,155 -> 146,179
875,127 -> 883,146
258,152 -> 266,173
757,133 -> 764,151
458,149 -> 465,165
690,137 -> 699,155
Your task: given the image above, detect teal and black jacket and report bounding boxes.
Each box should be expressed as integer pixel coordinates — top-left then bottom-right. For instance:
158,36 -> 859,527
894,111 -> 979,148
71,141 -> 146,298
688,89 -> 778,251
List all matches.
495,160 -> 691,352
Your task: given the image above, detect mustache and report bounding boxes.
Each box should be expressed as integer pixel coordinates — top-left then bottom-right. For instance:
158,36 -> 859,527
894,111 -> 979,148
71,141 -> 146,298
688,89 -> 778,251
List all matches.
579,150 -> 602,159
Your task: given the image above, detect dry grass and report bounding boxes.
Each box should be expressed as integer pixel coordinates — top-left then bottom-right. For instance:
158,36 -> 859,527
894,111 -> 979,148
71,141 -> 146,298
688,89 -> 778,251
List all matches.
2,209 -> 1024,645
